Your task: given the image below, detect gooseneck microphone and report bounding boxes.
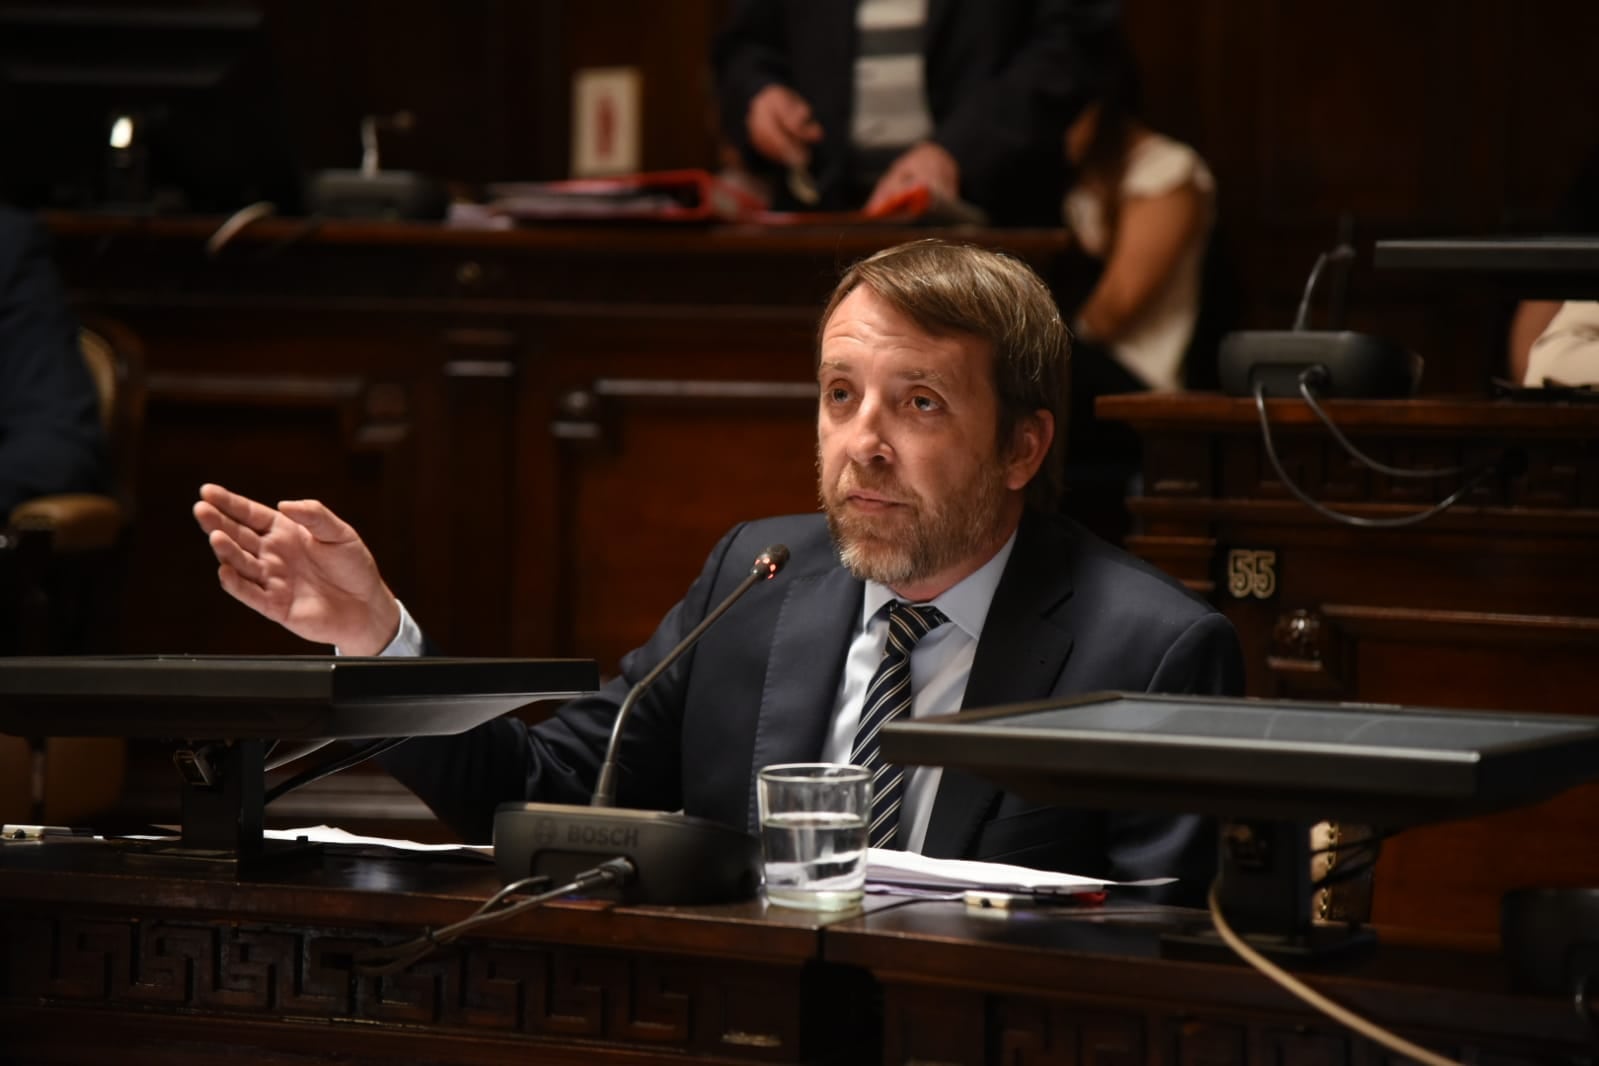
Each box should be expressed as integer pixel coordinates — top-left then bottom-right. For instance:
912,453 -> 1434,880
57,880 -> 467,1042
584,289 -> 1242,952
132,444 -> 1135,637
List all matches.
593,543 -> 789,808
1291,243 -> 1356,332
492,544 -> 790,904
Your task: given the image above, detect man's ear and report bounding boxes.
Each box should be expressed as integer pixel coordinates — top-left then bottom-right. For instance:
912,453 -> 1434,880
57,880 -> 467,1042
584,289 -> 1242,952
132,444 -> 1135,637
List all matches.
1003,410 -> 1054,491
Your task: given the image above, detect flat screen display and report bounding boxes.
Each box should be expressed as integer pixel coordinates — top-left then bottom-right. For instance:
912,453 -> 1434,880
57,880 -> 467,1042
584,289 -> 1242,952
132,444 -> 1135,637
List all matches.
881,692 -> 1599,824
0,655 -> 598,740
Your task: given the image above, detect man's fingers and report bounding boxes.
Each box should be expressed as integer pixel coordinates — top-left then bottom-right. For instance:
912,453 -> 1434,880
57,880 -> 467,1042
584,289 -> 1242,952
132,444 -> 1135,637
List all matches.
278,498 -> 355,544
216,563 -> 276,619
194,500 -> 263,556
208,529 -> 267,586
772,97 -> 820,141
866,170 -> 911,212
198,482 -> 278,537
752,115 -> 807,167
778,116 -> 823,146
750,86 -> 821,167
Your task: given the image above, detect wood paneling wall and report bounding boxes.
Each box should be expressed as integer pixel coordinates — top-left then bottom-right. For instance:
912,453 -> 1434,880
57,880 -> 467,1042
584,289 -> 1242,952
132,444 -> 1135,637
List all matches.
262,0 -> 1599,388
1125,0 -> 1599,390
22,0 -> 1598,386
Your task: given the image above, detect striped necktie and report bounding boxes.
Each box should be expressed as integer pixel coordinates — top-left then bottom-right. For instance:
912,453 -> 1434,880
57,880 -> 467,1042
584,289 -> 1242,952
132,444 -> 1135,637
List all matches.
851,600 -> 948,849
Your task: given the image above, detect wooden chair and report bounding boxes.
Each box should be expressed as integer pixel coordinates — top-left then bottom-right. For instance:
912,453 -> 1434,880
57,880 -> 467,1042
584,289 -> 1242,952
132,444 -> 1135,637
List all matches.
1,317 -> 146,824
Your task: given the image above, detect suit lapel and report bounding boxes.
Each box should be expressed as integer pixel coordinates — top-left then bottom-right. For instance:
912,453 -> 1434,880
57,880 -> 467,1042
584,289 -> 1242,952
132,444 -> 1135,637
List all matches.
743,562 -> 863,832
922,513 -> 1078,858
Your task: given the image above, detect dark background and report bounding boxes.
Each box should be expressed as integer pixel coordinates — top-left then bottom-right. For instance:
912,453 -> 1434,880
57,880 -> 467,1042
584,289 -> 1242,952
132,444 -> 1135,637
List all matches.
8,0 -> 1599,381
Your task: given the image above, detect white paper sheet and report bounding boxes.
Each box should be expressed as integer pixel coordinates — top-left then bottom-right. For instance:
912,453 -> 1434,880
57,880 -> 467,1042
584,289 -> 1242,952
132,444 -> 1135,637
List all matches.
865,847 -> 1173,895
265,824 -> 492,856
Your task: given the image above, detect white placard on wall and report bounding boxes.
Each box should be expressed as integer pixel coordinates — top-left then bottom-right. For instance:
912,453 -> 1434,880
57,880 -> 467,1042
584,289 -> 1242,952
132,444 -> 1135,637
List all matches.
571,66 -> 641,178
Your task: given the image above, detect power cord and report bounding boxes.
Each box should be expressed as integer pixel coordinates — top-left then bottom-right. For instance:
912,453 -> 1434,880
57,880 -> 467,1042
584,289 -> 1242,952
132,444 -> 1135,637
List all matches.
1308,827 -> 1387,899
1296,369 -> 1468,478
263,738 -> 335,772
1253,375 -> 1507,529
355,856 -> 636,976
1309,828 -> 1389,859
1207,879 -> 1464,1066
262,737 -> 408,804
204,200 -> 276,257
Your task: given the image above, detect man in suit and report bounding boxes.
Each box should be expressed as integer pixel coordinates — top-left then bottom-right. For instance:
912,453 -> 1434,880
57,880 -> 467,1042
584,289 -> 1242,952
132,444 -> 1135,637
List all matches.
714,0 -> 1120,225
194,239 -> 1241,899
0,206 -> 106,518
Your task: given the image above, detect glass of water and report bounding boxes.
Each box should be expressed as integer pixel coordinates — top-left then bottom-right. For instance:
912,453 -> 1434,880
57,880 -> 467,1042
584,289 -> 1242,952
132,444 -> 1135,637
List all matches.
757,763 -> 871,910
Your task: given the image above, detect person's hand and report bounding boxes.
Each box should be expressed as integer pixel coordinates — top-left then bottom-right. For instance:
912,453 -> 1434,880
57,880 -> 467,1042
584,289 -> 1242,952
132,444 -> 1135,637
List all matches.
866,141 -> 960,214
746,84 -> 823,167
193,483 -> 400,655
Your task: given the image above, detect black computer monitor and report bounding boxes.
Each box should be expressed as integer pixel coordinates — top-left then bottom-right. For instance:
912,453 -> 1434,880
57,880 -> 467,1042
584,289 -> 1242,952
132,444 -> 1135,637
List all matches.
1374,236 -> 1599,299
883,691 -> 1599,947
0,5 -> 302,212
0,655 -> 599,869
0,654 -> 599,740
880,691 -> 1599,827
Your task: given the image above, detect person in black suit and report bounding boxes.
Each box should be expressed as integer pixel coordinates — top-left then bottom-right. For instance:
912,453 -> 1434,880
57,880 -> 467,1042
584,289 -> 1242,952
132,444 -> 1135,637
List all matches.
713,0 -> 1121,225
194,239 -> 1242,900
0,207 -> 106,517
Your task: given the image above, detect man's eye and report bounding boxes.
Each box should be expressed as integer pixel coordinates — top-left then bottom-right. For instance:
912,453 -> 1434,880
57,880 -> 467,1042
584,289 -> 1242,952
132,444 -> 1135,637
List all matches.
911,395 -> 940,412
828,386 -> 852,403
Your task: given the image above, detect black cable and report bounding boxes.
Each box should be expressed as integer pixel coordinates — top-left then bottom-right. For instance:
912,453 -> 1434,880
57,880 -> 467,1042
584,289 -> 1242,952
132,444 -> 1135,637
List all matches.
1297,371 -> 1469,478
251,213 -> 327,261
1310,828 -> 1389,894
263,737 -> 408,804
354,857 -> 635,976
1313,858 -> 1380,892
1308,828 -> 1393,858
1253,381 -> 1503,529
1292,245 -> 1356,331
263,738 -> 335,772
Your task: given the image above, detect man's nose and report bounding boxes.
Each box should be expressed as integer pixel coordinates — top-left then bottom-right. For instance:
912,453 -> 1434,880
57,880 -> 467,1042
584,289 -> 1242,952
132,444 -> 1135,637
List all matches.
843,396 -> 893,465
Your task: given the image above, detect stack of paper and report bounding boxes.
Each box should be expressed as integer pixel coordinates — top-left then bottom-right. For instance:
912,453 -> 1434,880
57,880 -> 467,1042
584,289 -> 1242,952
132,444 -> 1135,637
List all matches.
866,847 -> 1173,897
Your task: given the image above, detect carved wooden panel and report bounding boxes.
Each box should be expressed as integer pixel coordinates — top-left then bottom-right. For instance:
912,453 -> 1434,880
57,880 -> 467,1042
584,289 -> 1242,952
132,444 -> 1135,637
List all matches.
1255,1026 -> 1353,1066
120,362 -> 417,656
426,327 -> 521,655
538,310 -> 820,670
0,912 -> 807,1062
992,1000 -> 1147,1066
882,985 -> 984,1065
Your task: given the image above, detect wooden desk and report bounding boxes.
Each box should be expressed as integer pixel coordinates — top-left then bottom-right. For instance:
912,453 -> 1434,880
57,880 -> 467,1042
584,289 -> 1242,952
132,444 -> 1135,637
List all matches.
1098,392 -> 1599,936
42,213 -> 1078,671
0,839 -> 858,1065
0,840 -> 1584,1065
827,904 -> 1587,1065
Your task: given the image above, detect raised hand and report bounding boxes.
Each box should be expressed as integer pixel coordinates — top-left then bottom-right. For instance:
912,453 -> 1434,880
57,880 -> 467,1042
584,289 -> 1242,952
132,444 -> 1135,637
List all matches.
865,141 -> 960,215
193,483 -> 401,655
747,83 -> 823,168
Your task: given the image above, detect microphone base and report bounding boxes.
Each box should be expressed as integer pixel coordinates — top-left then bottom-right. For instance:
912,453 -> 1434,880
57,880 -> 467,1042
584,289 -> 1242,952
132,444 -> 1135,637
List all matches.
1220,330 -> 1422,398
493,802 -> 761,905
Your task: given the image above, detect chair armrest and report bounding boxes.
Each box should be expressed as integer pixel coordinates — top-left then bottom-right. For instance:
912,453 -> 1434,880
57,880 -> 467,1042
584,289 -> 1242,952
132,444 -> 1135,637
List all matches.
7,494 -> 124,553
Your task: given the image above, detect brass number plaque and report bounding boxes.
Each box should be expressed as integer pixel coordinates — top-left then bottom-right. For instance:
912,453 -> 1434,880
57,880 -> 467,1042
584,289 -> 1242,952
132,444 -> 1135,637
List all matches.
1226,549 -> 1278,599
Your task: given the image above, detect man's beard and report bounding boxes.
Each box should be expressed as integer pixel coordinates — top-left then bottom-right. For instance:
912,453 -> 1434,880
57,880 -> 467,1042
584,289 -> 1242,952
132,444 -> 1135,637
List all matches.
819,454 -> 1010,589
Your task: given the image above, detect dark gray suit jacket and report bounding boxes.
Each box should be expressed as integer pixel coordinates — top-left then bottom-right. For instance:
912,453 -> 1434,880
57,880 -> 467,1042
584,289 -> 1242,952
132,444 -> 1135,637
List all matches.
384,510 -> 1243,903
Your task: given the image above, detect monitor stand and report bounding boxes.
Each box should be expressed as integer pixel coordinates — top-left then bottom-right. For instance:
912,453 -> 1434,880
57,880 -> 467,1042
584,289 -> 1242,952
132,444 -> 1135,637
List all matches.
0,655 -> 600,875
134,738 -> 321,875
1164,819 -> 1376,961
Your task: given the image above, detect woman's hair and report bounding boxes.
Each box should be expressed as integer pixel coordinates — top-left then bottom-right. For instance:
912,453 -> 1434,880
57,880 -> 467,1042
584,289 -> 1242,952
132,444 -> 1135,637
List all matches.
1073,33 -> 1146,243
